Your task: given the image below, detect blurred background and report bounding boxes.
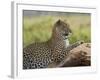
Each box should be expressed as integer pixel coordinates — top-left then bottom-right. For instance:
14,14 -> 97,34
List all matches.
23,10 -> 91,47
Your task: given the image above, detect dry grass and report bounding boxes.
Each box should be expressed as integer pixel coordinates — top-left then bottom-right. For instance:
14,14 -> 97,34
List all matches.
23,14 -> 91,47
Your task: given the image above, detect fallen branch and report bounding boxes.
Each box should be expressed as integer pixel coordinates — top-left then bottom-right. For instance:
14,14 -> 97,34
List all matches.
58,43 -> 91,67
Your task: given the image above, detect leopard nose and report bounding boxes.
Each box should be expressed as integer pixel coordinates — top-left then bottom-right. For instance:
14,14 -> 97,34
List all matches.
64,33 -> 68,36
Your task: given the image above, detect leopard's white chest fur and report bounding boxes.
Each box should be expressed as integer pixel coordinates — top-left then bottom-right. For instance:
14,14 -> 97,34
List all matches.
64,39 -> 69,48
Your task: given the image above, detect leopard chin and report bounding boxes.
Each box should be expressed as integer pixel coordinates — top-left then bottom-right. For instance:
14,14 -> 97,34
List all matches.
64,39 -> 69,48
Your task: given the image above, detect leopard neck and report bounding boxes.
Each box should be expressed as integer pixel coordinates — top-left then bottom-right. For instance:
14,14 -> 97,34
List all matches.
47,34 -> 67,49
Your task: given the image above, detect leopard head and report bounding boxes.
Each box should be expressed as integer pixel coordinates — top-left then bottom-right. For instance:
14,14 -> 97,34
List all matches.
53,19 -> 72,40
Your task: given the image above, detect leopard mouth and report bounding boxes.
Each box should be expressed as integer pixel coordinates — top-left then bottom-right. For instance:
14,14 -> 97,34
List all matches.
63,33 -> 72,40
64,36 -> 68,40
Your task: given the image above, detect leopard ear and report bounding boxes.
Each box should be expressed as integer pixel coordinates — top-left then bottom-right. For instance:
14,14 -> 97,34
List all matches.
54,19 -> 61,31
56,19 -> 61,24
53,19 -> 61,31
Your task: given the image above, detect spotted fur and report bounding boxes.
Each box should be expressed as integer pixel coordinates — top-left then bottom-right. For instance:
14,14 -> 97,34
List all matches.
23,20 -> 82,69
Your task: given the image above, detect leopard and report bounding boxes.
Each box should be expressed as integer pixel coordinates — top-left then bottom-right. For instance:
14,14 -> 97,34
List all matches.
23,19 -> 83,69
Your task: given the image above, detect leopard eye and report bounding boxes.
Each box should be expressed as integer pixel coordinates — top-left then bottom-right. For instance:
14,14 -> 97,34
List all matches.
64,33 -> 68,36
